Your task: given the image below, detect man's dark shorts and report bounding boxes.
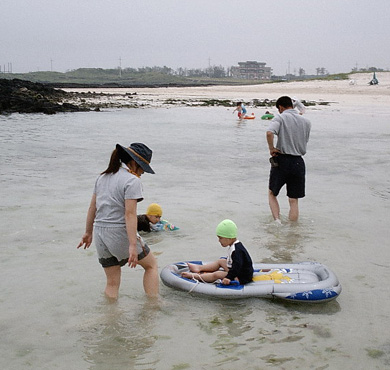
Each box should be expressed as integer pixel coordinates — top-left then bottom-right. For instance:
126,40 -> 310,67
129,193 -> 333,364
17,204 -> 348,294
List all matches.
269,154 -> 306,198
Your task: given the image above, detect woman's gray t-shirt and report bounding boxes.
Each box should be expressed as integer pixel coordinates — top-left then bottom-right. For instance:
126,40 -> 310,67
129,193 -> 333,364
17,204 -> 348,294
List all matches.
93,167 -> 143,227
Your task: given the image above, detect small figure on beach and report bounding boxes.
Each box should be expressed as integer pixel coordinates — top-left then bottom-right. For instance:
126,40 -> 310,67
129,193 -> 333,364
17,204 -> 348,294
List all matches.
261,110 -> 274,120
233,102 -> 247,119
181,219 -> 253,285
369,72 -> 379,85
138,203 -> 179,232
292,97 -> 306,115
77,142 -> 159,299
266,96 -> 311,223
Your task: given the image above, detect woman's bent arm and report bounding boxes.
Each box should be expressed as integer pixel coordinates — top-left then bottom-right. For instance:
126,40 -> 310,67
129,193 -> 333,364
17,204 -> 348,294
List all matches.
125,199 -> 138,268
77,194 -> 97,249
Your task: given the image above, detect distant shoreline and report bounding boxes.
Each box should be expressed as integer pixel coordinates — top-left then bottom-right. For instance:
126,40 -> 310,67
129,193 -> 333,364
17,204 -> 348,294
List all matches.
1,72 -> 389,114
62,71 -> 390,111
47,82 -> 217,89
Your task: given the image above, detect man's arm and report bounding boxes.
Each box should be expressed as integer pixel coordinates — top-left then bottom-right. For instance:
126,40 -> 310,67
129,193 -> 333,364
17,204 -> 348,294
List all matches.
266,131 -> 280,156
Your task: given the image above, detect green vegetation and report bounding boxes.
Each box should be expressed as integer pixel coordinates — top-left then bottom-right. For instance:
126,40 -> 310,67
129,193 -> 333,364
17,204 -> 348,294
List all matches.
0,67 -> 354,87
0,68 -> 261,87
365,348 -> 385,359
313,73 -> 350,81
1,68 -> 188,86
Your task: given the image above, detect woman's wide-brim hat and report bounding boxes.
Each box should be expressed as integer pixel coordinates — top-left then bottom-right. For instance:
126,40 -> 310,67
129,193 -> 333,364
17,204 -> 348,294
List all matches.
116,142 -> 155,174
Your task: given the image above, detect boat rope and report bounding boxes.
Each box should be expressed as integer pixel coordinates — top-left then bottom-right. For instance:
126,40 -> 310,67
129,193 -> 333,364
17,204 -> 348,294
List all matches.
188,273 -> 215,294
188,274 -> 202,294
182,265 -> 237,294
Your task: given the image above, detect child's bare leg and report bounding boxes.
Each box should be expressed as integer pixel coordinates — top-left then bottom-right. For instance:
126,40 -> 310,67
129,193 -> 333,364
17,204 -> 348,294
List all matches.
187,259 -> 228,273
217,258 -> 228,271
185,263 -> 203,273
198,270 -> 227,282
183,270 -> 228,282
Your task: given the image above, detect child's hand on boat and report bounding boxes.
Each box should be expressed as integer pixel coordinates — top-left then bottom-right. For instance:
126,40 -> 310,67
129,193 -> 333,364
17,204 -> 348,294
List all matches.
222,278 -> 231,285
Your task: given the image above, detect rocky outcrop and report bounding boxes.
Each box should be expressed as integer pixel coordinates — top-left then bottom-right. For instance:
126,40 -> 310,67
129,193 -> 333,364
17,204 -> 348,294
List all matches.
0,78 -> 87,114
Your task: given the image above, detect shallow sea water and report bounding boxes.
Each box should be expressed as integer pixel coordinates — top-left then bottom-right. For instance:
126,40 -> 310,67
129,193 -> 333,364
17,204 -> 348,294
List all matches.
1,104 -> 390,369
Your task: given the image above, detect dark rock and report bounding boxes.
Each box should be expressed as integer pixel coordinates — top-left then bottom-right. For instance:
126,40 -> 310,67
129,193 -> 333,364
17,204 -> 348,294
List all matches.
0,78 -> 89,114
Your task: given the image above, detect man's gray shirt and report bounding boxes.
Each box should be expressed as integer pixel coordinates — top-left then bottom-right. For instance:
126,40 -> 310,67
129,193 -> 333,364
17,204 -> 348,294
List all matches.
268,109 -> 311,156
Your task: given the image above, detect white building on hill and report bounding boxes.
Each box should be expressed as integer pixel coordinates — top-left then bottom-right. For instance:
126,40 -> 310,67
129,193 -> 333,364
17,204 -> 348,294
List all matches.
231,61 -> 272,80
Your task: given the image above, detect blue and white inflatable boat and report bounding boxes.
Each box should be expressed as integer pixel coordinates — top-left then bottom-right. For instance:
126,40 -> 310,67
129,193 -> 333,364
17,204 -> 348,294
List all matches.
160,261 -> 341,302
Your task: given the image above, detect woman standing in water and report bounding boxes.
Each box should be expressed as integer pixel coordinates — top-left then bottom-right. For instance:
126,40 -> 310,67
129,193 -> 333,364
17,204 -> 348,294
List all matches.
77,143 -> 159,299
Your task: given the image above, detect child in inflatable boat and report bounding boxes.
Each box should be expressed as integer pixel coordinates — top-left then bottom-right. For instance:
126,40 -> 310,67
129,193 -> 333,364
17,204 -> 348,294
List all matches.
181,219 -> 253,285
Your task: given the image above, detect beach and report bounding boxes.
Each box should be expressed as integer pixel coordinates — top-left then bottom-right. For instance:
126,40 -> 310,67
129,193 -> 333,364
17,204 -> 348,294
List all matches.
63,72 -> 390,110
1,72 -> 390,369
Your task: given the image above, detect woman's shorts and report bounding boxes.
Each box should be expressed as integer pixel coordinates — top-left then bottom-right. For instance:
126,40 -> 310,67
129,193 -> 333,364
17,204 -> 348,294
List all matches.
94,226 -> 150,268
269,155 -> 306,199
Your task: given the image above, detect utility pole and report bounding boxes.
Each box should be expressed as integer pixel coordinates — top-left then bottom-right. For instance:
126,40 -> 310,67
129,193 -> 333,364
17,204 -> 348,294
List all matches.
119,57 -> 122,78
3,63 -> 12,73
287,60 -> 291,79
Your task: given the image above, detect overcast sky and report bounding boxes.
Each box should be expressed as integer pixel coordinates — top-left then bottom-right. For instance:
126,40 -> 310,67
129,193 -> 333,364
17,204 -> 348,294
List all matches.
1,0 -> 389,75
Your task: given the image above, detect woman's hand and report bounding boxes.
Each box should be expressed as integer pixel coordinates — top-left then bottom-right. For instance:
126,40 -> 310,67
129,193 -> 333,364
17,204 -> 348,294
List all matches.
77,233 -> 92,249
128,244 -> 138,268
78,194 -> 96,249
125,199 -> 138,268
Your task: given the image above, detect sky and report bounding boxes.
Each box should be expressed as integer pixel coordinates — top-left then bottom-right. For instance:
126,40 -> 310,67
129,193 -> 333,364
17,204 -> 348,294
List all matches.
1,0 -> 389,76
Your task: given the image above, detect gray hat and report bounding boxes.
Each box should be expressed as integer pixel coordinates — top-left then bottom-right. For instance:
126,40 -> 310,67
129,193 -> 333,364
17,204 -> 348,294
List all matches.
116,142 -> 155,174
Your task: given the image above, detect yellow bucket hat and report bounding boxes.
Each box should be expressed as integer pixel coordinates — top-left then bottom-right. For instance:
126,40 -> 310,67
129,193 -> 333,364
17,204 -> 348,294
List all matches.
146,203 -> 162,217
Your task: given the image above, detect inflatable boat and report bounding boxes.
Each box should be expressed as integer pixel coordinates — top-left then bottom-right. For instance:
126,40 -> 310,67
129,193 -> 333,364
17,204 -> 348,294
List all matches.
261,113 -> 274,120
150,219 -> 179,231
160,261 -> 341,302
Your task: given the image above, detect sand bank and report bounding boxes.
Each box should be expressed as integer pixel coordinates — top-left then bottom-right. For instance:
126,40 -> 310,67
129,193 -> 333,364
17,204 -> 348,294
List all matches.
63,72 -> 390,110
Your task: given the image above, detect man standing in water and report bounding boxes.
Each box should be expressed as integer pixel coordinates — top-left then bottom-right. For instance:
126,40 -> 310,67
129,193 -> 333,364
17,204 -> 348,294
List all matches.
266,96 -> 311,223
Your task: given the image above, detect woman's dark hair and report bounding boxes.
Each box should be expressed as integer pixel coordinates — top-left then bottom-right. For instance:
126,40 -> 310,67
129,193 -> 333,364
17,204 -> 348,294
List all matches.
101,148 -> 140,175
101,149 -> 123,175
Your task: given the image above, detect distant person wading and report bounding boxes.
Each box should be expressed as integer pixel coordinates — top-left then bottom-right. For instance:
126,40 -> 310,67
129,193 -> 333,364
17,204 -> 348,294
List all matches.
266,96 -> 311,223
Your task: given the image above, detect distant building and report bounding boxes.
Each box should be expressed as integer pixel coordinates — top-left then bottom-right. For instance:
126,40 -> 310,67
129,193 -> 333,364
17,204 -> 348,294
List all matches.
230,61 -> 272,80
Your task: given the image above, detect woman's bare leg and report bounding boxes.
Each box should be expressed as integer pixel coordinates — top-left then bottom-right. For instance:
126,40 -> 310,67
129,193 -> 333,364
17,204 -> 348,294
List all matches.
103,265 -> 121,300
137,253 -> 159,298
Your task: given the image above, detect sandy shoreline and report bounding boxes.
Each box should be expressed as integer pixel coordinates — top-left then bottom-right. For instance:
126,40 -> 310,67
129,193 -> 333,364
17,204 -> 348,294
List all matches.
63,72 -> 390,110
